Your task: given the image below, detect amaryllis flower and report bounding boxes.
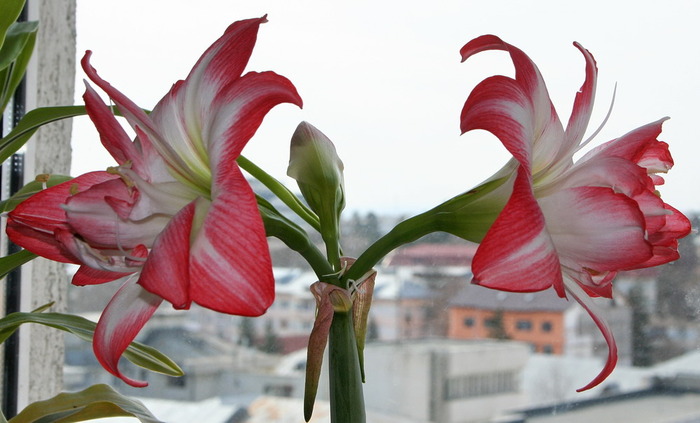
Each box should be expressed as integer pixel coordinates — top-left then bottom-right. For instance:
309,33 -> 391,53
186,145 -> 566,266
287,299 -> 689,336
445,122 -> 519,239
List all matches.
460,35 -> 690,391
6,16 -> 301,386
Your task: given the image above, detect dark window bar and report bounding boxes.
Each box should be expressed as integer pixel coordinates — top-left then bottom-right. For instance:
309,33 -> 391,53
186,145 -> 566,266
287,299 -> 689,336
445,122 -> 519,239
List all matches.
1,3 -> 28,416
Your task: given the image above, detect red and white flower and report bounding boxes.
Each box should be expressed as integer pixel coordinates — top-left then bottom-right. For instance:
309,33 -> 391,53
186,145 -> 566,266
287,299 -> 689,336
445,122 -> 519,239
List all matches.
461,35 -> 691,391
6,16 -> 302,386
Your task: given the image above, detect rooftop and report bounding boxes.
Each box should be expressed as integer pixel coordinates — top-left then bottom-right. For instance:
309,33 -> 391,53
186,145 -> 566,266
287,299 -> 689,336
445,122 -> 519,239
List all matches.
450,284 -> 572,312
384,243 -> 477,267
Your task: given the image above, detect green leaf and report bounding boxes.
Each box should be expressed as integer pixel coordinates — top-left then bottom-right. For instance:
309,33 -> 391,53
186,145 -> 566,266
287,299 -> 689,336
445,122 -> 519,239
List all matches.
0,174 -> 73,212
0,0 -> 25,50
0,21 -> 38,71
0,249 -> 37,280
0,310 -> 184,377
9,384 -> 163,423
0,105 -> 90,163
0,20 -> 37,111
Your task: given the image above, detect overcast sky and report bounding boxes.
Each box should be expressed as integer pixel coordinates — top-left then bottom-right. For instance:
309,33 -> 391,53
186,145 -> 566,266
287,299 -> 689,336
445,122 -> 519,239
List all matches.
72,0 -> 700,216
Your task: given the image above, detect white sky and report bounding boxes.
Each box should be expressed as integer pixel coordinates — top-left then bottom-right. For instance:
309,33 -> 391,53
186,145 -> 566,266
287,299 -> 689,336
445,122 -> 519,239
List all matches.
72,0 -> 700,216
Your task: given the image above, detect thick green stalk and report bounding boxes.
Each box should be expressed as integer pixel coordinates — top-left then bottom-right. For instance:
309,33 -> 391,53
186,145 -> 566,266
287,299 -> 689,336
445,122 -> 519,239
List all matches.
328,310 -> 366,423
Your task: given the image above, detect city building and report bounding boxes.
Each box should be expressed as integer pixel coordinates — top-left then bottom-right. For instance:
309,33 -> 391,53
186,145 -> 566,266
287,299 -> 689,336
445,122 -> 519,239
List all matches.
356,339 -> 531,423
447,284 -> 632,364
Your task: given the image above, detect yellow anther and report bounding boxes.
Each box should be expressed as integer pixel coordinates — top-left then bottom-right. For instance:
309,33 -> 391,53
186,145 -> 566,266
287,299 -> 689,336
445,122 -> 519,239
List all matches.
35,174 -> 50,183
106,166 -> 134,188
69,183 -> 79,195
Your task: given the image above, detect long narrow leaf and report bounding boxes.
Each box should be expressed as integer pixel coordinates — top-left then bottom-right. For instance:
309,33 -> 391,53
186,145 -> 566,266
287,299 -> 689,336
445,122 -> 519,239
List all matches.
0,0 -> 25,50
0,21 -> 37,111
0,249 -> 36,280
0,106 -> 90,163
0,311 -> 183,377
0,21 -> 38,70
0,174 -> 73,212
0,104 -> 141,163
9,384 -> 163,423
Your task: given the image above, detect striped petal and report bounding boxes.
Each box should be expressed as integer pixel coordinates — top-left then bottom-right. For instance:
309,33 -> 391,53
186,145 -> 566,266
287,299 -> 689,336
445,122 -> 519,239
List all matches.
6,172 -> 118,263
148,17 -> 302,188
93,275 -> 163,387
81,51 -> 159,144
189,166 -> 274,316
461,35 -> 566,173
540,186 -> 652,272
72,245 -> 147,286
564,279 -> 618,392
205,71 -> 302,176
138,200 -> 196,309
563,42 -> 598,150
82,82 -> 145,170
64,178 -> 170,249
579,119 -> 669,167
472,167 -> 563,295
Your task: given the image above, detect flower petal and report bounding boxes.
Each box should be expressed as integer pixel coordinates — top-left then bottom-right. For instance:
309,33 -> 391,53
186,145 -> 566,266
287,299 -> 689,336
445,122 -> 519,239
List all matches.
472,167 -> 563,294
461,75 -> 535,167
540,186 -> 652,272
147,16 -> 302,191
205,71 -> 303,172
81,51 -> 158,139
189,166 -> 274,315
544,156 -> 649,198
93,275 -> 162,387
83,82 -> 144,170
460,35 -> 566,174
564,42 -> 598,150
138,200 -> 196,309
72,245 -> 147,286
64,178 -> 170,249
564,278 -> 618,392
176,16 -> 269,115
6,172 -> 118,263
579,118 -> 670,168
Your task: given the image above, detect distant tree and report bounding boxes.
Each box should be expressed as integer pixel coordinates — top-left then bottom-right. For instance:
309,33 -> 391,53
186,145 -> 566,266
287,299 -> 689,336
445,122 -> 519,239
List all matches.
363,212 -> 382,243
486,310 -> 509,340
238,317 -> 257,348
344,211 -> 385,256
347,212 -> 381,243
419,231 -> 457,244
261,320 -> 283,354
628,286 -> 652,366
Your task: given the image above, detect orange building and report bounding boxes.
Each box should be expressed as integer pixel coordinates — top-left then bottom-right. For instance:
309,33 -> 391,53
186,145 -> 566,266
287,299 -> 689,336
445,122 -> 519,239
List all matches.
448,284 -> 572,354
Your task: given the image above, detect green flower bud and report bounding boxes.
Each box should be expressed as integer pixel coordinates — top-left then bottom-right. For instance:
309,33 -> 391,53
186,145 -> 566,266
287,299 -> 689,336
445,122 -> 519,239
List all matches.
287,121 -> 345,218
287,122 -> 346,268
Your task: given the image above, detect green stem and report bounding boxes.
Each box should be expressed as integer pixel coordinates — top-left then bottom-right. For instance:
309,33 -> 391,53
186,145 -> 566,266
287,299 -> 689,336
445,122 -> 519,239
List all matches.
328,311 -> 366,423
342,210 -> 437,283
256,195 -> 333,279
323,218 -> 342,274
238,155 -> 321,233
297,239 -> 335,281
